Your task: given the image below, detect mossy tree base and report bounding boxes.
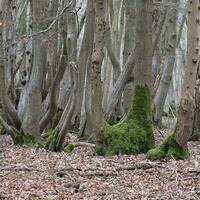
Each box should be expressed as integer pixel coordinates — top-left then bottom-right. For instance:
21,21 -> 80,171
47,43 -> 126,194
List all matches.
103,86 -> 155,155
147,134 -> 189,160
13,131 -> 36,146
44,129 -> 77,152
44,128 -> 59,151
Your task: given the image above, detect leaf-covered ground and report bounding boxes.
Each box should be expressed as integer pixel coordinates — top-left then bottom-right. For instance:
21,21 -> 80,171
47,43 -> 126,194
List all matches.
1,130 -> 200,200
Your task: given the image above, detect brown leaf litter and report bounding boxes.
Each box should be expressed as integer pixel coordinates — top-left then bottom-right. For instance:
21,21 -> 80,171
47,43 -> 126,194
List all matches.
0,130 -> 200,200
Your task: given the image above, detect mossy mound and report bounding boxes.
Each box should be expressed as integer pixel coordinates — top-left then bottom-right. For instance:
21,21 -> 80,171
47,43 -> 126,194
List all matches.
147,134 -> 189,160
104,121 -> 150,154
103,86 -> 155,155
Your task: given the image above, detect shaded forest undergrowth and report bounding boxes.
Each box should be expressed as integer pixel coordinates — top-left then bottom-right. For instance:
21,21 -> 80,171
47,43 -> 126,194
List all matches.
1,129 -> 200,200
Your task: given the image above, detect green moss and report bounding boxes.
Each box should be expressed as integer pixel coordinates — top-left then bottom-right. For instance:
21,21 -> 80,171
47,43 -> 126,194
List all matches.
45,128 -> 59,151
13,132 -> 24,145
103,86 -> 155,155
13,130 -> 36,146
104,121 -> 148,154
64,144 -> 75,153
37,197 -> 52,200
147,134 -> 189,160
130,86 -> 154,146
146,147 -> 166,161
107,117 -> 118,125
23,134 -> 37,146
95,143 -> 107,155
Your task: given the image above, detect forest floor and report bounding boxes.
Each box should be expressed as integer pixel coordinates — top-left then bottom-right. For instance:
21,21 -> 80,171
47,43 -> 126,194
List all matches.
1,129 -> 200,200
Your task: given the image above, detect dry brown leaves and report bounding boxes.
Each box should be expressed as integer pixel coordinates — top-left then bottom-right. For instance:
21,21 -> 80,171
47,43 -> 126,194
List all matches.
0,130 -> 200,200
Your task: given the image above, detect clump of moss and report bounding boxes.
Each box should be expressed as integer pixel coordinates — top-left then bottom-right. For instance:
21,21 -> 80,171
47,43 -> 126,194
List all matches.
13,130 -> 36,146
95,143 -> 107,155
64,144 -> 75,153
45,128 -> 59,151
146,147 -> 166,160
104,121 -> 148,154
13,132 -> 24,145
23,134 -> 37,146
107,117 -> 118,126
147,134 -> 189,160
103,86 -> 155,155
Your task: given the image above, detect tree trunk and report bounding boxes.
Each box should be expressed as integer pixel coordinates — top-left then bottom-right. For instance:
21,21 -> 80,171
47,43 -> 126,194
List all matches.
153,0 -> 178,124
104,0 -> 154,155
91,0 -> 105,146
191,79 -> 200,140
147,0 -> 200,160
77,0 -> 94,136
74,0 -> 94,128
175,0 -> 200,149
123,0 -> 136,114
21,0 -> 47,140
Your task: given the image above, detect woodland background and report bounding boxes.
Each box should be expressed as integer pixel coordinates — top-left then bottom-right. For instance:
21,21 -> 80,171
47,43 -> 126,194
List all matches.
0,0 -> 200,199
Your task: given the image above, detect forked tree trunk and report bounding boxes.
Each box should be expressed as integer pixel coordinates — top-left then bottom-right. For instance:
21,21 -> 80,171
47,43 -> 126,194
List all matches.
21,1 -> 47,140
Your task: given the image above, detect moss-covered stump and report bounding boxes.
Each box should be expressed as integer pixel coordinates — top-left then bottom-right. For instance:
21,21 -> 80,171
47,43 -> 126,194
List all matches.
147,134 -> 189,160
103,86 -> 155,155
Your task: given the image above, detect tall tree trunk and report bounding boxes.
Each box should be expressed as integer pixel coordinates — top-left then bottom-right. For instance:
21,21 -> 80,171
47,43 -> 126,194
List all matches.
91,0 -> 105,145
131,0 -> 154,146
104,0 -> 124,122
74,0 -> 94,128
191,79 -> 200,140
21,0 -> 47,140
153,0 -> 178,124
78,0 -> 94,136
0,0 -> 21,130
175,0 -> 200,149
104,0 -> 154,155
123,0 -> 136,114
147,0 -> 200,160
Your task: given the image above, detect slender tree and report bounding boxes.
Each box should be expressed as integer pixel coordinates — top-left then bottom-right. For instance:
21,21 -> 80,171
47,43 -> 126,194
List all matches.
147,0 -> 200,160
91,0 -> 105,146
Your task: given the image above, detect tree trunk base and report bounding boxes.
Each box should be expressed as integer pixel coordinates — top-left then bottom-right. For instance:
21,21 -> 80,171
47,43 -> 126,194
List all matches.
44,129 -> 59,151
147,134 -> 189,160
102,86 -> 155,155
